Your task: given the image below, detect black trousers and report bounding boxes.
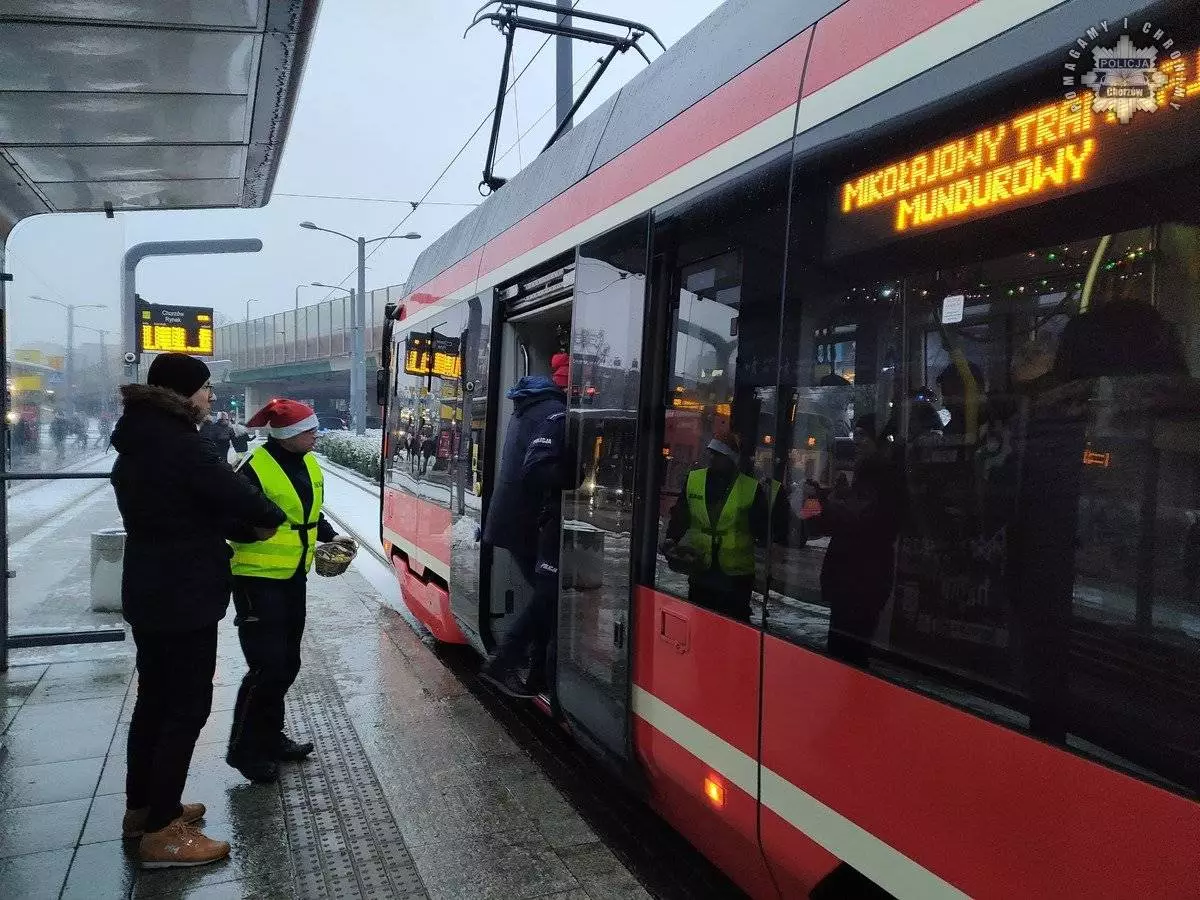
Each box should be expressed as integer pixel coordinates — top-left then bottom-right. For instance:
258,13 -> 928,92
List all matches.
127,623 -> 217,832
227,576 -> 306,763
492,555 -> 557,690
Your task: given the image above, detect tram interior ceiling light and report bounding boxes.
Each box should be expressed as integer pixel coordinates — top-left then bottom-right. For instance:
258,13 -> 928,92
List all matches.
465,1 -> 665,195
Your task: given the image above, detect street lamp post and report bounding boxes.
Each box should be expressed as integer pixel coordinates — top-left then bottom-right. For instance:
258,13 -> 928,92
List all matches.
73,323 -> 113,413
299,222 -> 420,434
30,295 -> 104,409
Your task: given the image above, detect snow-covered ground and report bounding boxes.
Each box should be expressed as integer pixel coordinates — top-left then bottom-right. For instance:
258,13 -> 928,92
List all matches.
316,459 -> 423,624
319,461 -> 381,550
8,453 -> 115,543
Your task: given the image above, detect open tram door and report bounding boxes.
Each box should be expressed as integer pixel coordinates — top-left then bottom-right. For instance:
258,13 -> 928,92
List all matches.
485,260 -> 578,692
487,218 -> 649,765
554,218 -> 651,765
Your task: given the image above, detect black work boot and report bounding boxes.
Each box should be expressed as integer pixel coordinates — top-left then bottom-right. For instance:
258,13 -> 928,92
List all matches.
276,735 -> 315,762
480,667 -> 536,699
226,754 -> 280,784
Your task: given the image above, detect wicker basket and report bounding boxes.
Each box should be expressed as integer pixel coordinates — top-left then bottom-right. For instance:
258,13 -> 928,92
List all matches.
314,541 -> 357,577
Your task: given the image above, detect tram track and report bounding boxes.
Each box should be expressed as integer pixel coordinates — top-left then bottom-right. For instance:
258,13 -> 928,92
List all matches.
319,459 -> 744,899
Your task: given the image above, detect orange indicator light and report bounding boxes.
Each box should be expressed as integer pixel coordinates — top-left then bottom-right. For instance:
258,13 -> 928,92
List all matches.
703,775 -> 726,809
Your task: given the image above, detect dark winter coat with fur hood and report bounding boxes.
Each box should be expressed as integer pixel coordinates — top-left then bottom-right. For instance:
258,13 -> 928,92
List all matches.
110,384 -> 286,632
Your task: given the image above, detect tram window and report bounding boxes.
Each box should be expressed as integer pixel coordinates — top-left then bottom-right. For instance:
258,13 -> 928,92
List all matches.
771,209 -> 1200,795
647,154 -> 792,624
385,330 -> 424,496
386,303 -> 468,498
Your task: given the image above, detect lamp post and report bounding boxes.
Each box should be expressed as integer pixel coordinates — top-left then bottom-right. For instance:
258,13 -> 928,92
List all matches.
73,323 -> 113,414
299,222 -> 421,434
244,298 -> 258,323
29,295 -> 104,410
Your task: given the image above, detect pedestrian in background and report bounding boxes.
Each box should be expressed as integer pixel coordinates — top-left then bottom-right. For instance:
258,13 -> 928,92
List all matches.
110,353 -> 286,869
49,409 -> 68,464
200,410 -> 235,464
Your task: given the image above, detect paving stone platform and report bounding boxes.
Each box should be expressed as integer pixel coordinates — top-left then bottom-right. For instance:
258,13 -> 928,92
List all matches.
0,562 -> 650,900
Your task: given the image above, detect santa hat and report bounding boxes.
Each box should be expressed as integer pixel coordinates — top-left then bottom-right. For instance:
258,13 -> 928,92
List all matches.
551,352 -> 570,389
246,398 -> 319,439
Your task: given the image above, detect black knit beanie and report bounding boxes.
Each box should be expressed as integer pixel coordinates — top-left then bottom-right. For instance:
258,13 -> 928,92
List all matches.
146,353 -> 210,398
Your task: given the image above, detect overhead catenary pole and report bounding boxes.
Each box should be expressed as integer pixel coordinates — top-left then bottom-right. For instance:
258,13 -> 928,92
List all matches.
65,306 -> 74,407
355,238 -> 367,435
556,0 -> 573,134
30,296 -> 103,411
299,223 -> 420,436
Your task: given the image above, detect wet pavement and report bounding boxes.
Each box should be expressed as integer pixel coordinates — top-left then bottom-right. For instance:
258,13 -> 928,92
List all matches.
0,561 -> 654,899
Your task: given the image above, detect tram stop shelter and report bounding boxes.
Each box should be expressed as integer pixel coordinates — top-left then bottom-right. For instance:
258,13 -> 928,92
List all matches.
0,0 -> 322,667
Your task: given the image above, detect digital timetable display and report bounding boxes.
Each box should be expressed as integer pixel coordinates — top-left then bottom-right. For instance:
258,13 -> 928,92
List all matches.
828,49 -> 1200,256
403,332 -> 461,379
137,301 -> 215,356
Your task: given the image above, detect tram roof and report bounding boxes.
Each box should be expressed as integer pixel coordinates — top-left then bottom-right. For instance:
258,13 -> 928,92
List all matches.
0,0 -> 321,238
403,0 -> 825,300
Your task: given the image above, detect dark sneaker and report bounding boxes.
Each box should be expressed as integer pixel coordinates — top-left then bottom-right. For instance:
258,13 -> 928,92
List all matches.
481,668 -> 537,699
226,755 -> 280,784
276,736 -> 315,762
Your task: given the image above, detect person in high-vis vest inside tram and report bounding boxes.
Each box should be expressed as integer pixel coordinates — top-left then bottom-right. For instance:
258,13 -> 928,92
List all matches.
662,432 -> 786,622
225,399 -> 355,784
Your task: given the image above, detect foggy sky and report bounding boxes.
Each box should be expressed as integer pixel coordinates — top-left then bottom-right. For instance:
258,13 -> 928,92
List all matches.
6,0 -> 724,351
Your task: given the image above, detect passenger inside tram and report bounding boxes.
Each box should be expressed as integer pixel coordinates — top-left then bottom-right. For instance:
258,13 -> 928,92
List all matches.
661,430 -> 788,622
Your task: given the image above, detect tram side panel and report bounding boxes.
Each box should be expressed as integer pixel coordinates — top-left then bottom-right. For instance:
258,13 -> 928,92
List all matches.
630,587 -> 789,900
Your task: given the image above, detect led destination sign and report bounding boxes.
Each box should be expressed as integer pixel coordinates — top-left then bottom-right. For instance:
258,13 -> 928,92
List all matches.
404,332 -> 461,379
829,49 -> 1200,255
137,300 -> 214,356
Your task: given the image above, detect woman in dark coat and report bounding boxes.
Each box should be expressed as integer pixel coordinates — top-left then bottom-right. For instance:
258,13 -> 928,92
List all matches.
110,353 -> 285,869
810,414 -> 906,667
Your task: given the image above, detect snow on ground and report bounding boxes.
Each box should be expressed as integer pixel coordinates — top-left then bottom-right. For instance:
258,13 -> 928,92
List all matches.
9,454 -> 115,543
318,461 -> 382,550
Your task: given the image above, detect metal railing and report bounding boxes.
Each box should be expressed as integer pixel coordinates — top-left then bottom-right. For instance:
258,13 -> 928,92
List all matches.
215,285 -> 408,371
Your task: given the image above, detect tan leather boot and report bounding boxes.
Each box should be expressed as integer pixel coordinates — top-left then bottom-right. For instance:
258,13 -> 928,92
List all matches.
122,802 -> 207,839
139,820 -> 230,869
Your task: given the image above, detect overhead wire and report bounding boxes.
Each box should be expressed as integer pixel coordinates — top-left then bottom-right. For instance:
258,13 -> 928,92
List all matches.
276,193 -> 479,207
317,0 -> 584,298
511,44 -> 524,170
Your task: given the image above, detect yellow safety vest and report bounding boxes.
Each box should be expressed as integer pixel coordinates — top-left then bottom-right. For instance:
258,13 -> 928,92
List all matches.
230,448 -> 324,579
679,468 -> 758,576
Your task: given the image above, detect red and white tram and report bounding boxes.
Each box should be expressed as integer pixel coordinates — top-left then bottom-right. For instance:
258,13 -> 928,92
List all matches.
378,0 -> 1200,895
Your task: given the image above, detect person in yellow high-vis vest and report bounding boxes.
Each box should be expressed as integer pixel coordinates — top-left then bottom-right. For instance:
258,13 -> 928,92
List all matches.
662,432 -> 788,621
224,399 -> 355,784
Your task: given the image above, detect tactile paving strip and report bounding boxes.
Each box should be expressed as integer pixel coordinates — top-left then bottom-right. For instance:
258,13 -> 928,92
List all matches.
282,642 -> 427,900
